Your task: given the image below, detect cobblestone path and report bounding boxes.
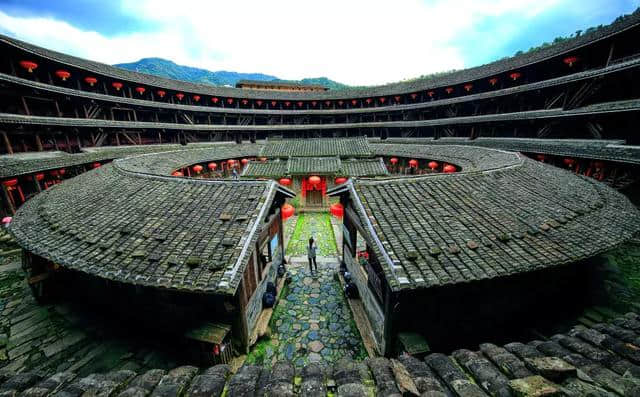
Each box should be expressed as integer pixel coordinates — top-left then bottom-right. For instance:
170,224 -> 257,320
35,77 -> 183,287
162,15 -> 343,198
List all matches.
285,213 -> 337,257
246,258 -> 366,367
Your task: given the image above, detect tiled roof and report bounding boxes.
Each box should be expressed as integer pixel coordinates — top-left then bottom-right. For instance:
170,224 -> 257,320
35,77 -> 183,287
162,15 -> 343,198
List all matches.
242,160 -> 288,177
242,157 -> 389,177
1,11 -> 638,100
3,311 -> 640,396
8,147 -> 293,296
332,148 -> 640,292
260,137 -> 372,158
341,159 -> 389,177
287,157 -> 341,174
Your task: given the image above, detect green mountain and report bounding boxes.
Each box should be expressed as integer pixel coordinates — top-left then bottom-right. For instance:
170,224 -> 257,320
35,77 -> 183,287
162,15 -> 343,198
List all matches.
114,58 -> 349,90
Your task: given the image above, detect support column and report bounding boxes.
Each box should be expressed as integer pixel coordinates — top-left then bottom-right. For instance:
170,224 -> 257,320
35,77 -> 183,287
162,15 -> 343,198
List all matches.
1,131 -> 13,154
1,185 -> 16,215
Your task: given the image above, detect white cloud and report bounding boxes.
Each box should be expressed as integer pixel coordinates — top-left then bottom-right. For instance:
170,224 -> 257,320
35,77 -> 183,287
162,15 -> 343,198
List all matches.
0,0 -> 566,85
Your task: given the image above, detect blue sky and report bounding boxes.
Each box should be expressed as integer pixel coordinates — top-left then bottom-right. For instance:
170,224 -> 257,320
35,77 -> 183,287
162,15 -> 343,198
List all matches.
0,0 -> 638,85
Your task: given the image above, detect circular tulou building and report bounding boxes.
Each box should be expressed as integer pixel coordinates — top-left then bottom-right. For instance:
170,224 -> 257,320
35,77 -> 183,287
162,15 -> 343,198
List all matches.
0,8 -> 640,395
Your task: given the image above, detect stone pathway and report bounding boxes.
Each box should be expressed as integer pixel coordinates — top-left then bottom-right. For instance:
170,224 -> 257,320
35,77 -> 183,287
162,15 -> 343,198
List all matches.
286,213 -> 337,256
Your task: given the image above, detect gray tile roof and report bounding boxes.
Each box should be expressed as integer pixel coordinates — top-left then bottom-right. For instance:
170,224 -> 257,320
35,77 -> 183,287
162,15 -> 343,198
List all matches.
242,157 -> 389,178
260,137 -> 372,158
287,157 -> 342,175
1,11 -> 638,100
331,147 -> 640,292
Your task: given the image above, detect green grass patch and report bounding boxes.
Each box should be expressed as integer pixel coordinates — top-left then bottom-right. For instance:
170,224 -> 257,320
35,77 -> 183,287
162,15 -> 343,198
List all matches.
286,213 -> 338,256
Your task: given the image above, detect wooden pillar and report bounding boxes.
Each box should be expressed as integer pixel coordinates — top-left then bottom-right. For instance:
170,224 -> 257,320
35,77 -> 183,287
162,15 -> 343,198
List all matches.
1,131 -> 13,154
34,134 -> 43,151
1,185 -> 16,215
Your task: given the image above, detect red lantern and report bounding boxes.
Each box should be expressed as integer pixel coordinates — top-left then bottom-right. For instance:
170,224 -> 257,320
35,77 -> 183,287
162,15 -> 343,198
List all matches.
136,87 -> 146,95
193,164 -> 203,173
427,91 -> 435,97
330,203 -> 344,218
536,154 -> 545,161
84,77 -> 98,86
227,98 -> 234,105
172,171 -> 183,177
443,164 -> 456,173
365,98 -> 372,104
1,217 -> 11,225
445,87 -> 454,94
35,173 -> 45,181
228,159 -> 235,166
213,344 -> 220,355
242,99 -> 248,105
281,203 -> 295,220
112,82 -> 123,91
208,162 -> 218,170
297,101 -> 303,107
2,179 -> 18,187
408,159 -> 418,168
157,90 -> 166,98
351,99 -> 357,106
212,97 -> 219,103
311,101 -> 317,106
271,101 -> 277,106
428,161 -> 438,170
256,100 -> 263,106
193,95 -> 201,102
464,84 -> 473,92
279,177 -> 292,186
394,96 -> 401,102
335,177 -> 347,184
59,168 -> 66,176
563,158 -> 575,167
325,101 -> 331,106
176,93 -> 184,101
489,77 -> 499,86
55,70 -> 71,81
510,72 -> 521,81
379,97 -> 386,104
410,93 -> 417,100
19,60 -> 38,73
241,158 -> 249,165
92,162 -> 101,169
390,157 -> 398,165
50,170 -> 59,177
285,101 -> 291,107
563,56 -> 578,67
308,175 -> 321,185
338,100 -> 343,106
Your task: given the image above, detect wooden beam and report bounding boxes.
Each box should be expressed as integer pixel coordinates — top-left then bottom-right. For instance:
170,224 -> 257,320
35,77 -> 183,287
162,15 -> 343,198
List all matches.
34,134 -> 43,151
1,131 -> 13,154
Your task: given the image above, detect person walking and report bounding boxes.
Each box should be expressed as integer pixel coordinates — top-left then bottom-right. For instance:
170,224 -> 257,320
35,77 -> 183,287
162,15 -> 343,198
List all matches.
307,237 -> 318,274
231,167 -> 239,181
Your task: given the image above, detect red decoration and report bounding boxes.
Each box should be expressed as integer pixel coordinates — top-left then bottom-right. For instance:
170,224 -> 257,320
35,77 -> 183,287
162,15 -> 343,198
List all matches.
445,87 -> 454,94
242,99 -> 248,105
394,96 -> 401,102
330,203 -> 344,218
338,100 -> 343,106
510,72 -> 521,81
296,101 -> 303,107
365,98 -> 372,104
410,93 -> 417,99
428,161 -> 439,170
35,173 -> 45,181
256,100 -> 263,106
443,164 -> 456,173
408,159 -> 418,168
536,154 -> 545,161
351,99 -> 357,105
55,70 -> 71,81
228,159 -> 235,165
19,60 -> 38,73
92,162 -> 101,169
176,93 -> 184,100
379,97 -> 386,104
2,179 -> 18,187
208,162 -> 218,170
1,217 -> 11,225
193,95 -> 201,102
172,171 -> 183,177
311,101 -> 317,106
193,164 -> 203,173
212,97 -> 219,103
427,91 -> 435,97
227,98 -> 234,105
213,344 -> 220,355
308,175 -> 321,185
285,101 -> 291,107
563,158 -> 575,167
135,87 -> 146,95
325,101 -> 331,106
489,77 -> 499,86
84,77 -> 98,86
464,84 -> 473,92
281,203 -> 295,220
241,158 -> 249,165
390,157 -> 398,165
112,82 -> 123,91
594,161 -> 605,169
279,177 -> 292,186
271,101 -> 277,106
563,56 -> 578,67
59,168 -> 66,176
335,177 -> 348,184
50,170 -> 59,177
157,90 -> 166,98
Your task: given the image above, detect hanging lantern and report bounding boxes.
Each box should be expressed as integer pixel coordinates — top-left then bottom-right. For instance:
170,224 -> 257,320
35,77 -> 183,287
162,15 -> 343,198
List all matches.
227,98 -> 234,105
536,154 -> 545,161
55,70 -> 71,81
2,179 -> 18,187
157,90 -> 166,98
256,100 -> 263,106
365,98 -> 372,104
311,101 -> 317,106
112,82 -> 123,91
390,157 -> 398,165
445,87 -> 454,94
464,84 -> 473,92
84,77 -> 98,86
241,158 -> 249,166
351,99 -> 357,106
509,72 -> 522,81
330,203 -> 344,218
427,91 -> 435,97
35,173 -> 45,181
242,99 -> 248,105
443,164 -> 456,173
325,101 -> 331,106
335,177 -> 348,184
172,171 -> 184,177
193,164 -> 204,174
135,87 -> 146,95
563,158 -> 575,167
228,159 -> 235,165
19,60 -> 38,73
212,97 -> 219,104
59,168 -> 66,176
193,95 -> 201,102
213,344 -> 220,355
408,159 -> 418,168
379,97 -> 386,104
50,170 -> 59,177
394,96 -> 401,102
563,56 -> 578,67
428,161 -> 439,170
271,101 -> 277,106
208,162 -> 218,170
594,161 -> 605,169
338,100 -> 343,106
176,93 -> 184,101
279,177 -> 292,186
281,203 -> 295,220
285,101 -> 291,107
92,162 -> 101,169
297,101 -> 303,107
308,175 -> 321,185
489,77 -> 499,86
410,93 -> 417,100
1,216 -> 11,225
